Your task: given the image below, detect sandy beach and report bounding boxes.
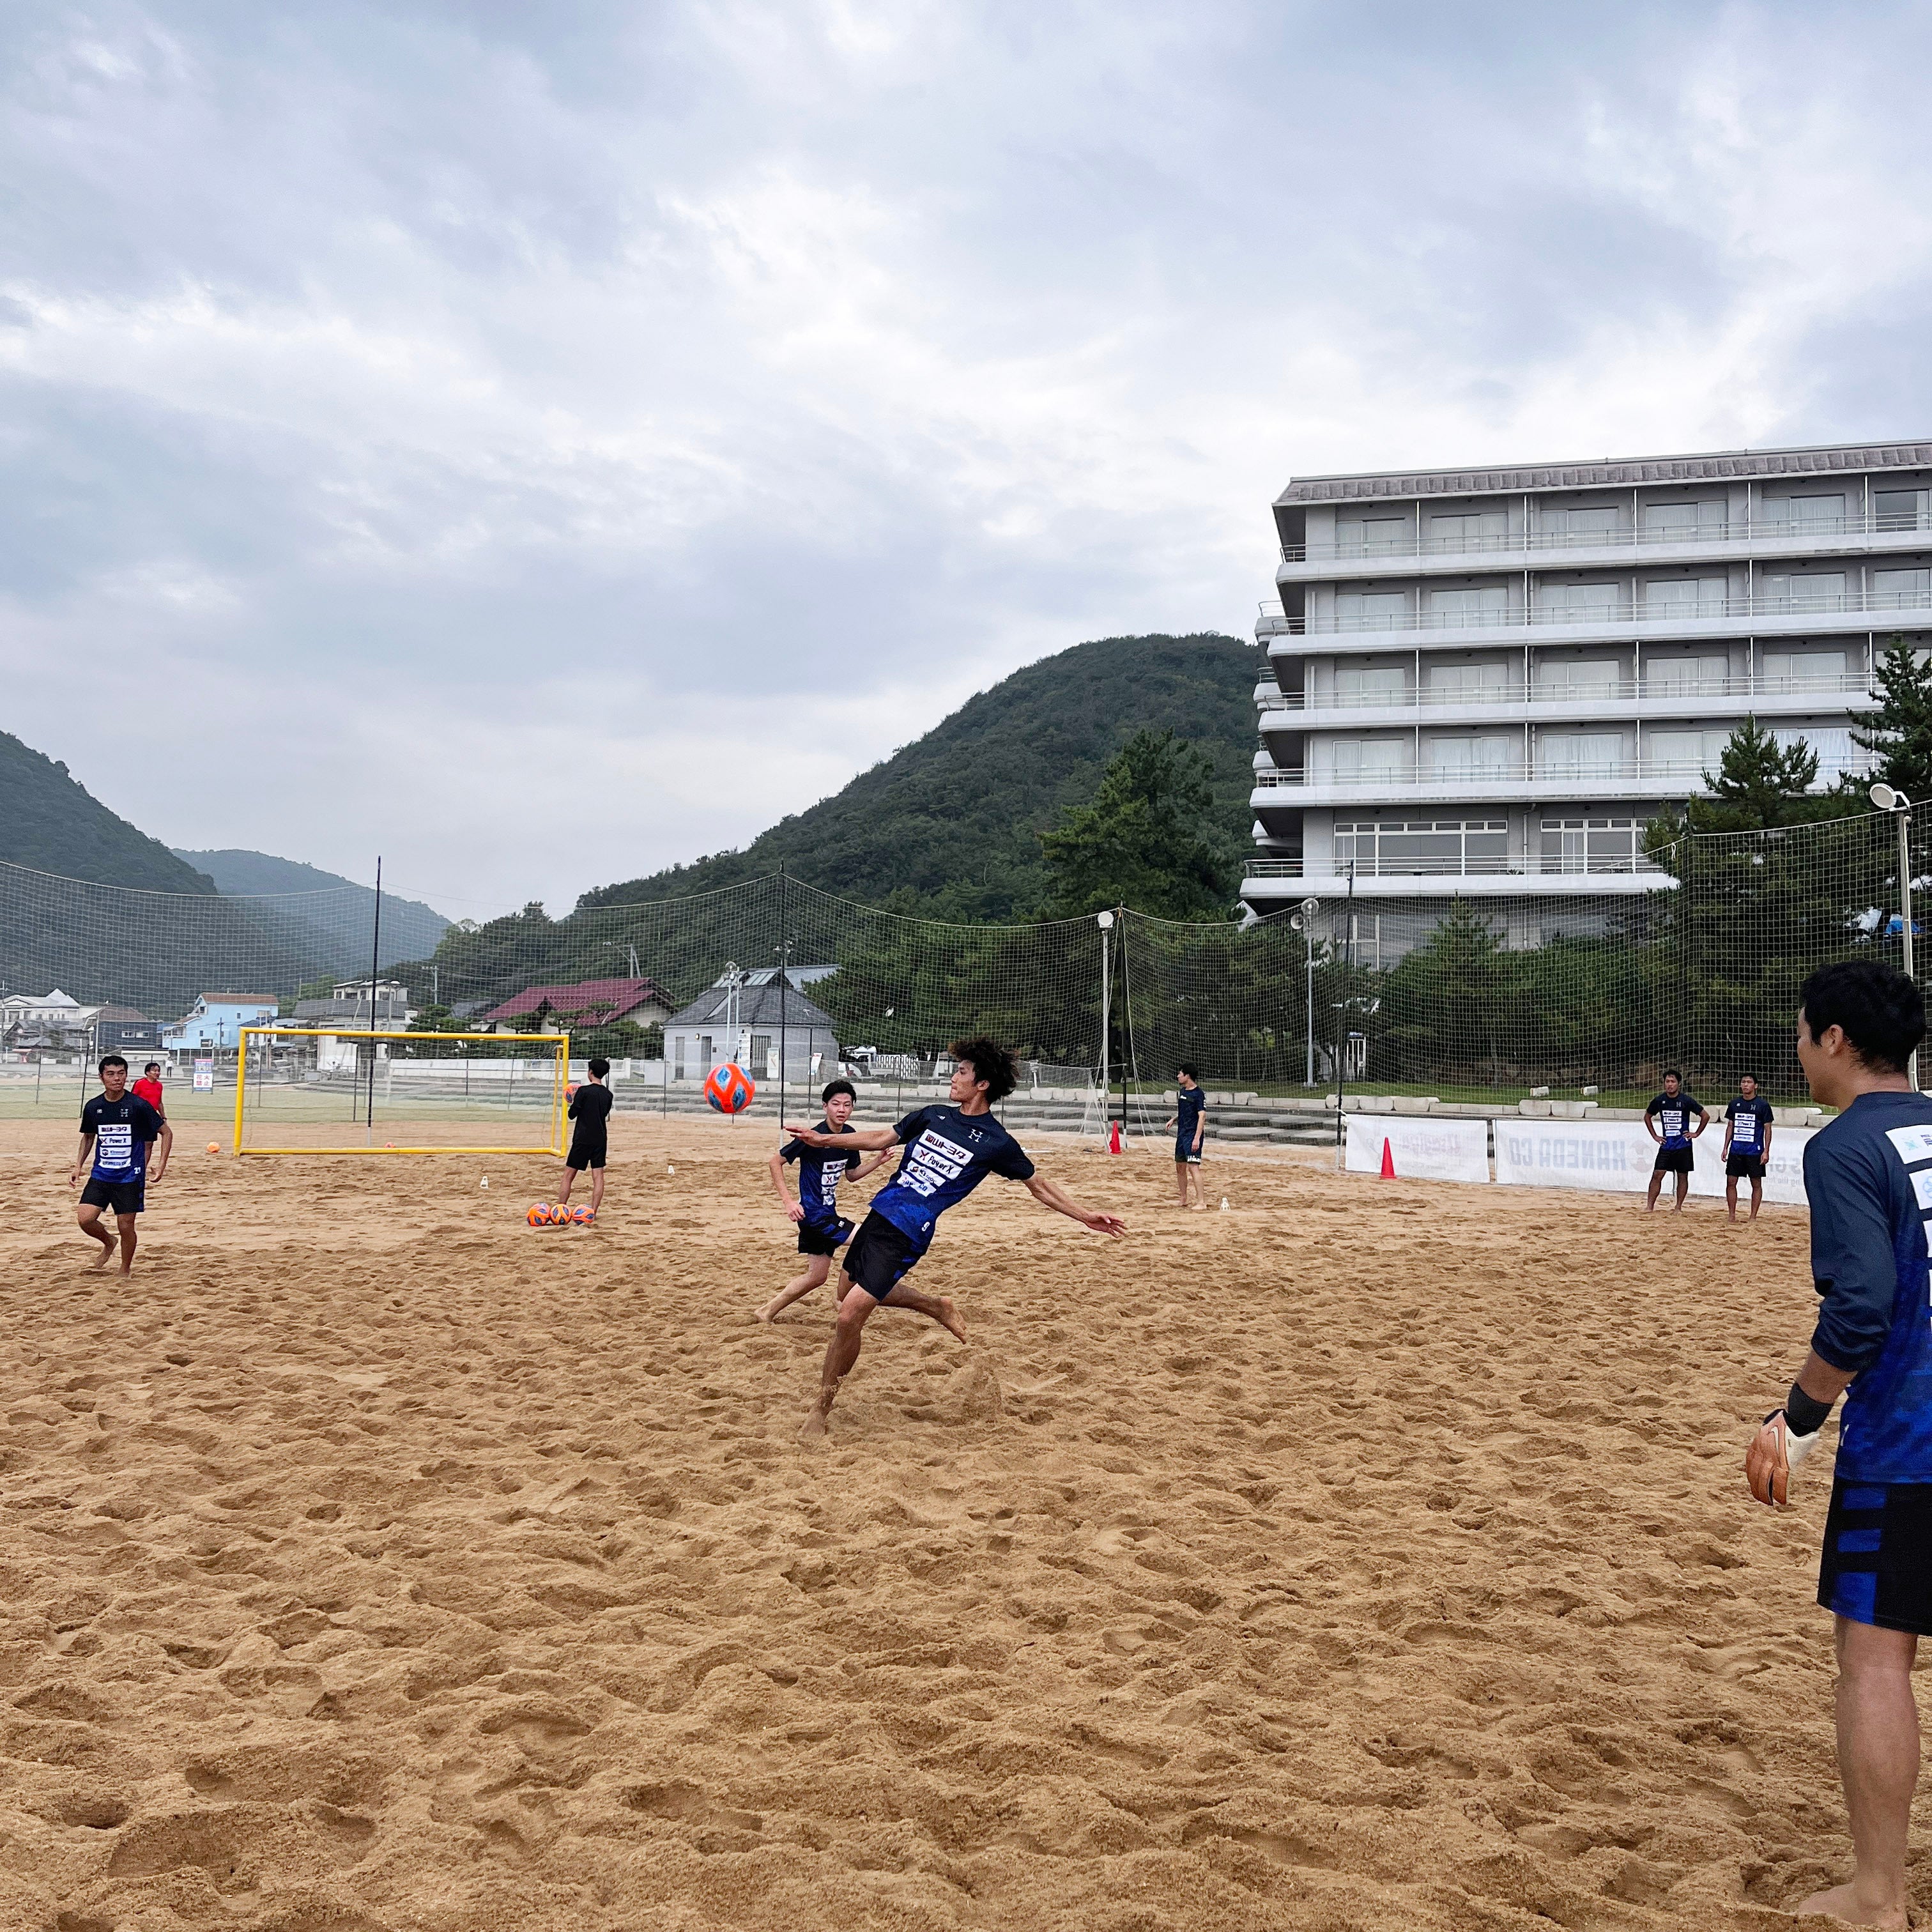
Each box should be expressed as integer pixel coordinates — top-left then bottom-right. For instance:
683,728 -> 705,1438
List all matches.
0,1112 -> 1876,1928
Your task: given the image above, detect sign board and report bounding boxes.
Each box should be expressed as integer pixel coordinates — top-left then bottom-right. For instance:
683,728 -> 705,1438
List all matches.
1493,1116 -> 1816,1205
1345,1114 -> 1491,1184
192,1060 -> 215,1091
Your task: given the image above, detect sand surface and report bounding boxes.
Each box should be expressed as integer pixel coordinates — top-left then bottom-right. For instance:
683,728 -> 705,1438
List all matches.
0,1113 -> 1885,1928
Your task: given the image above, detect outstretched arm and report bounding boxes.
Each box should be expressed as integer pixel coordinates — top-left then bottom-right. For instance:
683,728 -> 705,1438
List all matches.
784,1123 -> 899,1151
1023,1172 -> 1124,1237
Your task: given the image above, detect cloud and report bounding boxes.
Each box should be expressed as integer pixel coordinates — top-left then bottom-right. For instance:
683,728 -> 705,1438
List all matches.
2,0 -> 1931,906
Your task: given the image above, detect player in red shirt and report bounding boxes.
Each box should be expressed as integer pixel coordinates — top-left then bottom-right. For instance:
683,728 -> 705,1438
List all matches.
131,1062 -> 166,1116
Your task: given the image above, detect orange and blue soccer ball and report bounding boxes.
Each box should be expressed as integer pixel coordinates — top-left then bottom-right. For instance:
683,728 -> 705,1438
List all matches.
704,1061 -> 755,1114
569,1204 -> 595,1225
527,1202 -> 555,1227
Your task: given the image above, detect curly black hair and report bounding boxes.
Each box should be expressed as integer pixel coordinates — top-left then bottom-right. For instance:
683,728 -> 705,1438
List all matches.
949,1036 -> 1018,1103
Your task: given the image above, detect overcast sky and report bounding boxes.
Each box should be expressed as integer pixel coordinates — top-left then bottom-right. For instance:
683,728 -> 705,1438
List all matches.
5,1 -> 1932,913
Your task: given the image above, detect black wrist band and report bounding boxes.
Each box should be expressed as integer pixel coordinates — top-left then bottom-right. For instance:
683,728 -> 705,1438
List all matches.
1784,1383 -> 1833,1438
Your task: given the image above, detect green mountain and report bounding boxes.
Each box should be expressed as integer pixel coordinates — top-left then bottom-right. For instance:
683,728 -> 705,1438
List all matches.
0,728 -> 218,893
174,849 -> 451,972
581,632 -> 1261,919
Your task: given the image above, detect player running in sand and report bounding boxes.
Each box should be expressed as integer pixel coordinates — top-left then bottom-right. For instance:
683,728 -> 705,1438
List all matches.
757,1077 -> 895,1323
1745,960 -> 1932,1929
783,1035 -> 1124,1439
71,1054 -> 172,1275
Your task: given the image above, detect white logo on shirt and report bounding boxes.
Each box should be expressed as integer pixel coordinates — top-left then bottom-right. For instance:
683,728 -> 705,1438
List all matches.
897,1128 -> 974,1198
1887,1125 -> 1932,1165
95,1124 -> 134,1173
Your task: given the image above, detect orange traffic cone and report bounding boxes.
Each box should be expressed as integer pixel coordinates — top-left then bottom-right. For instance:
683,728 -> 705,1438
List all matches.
1379,1137 -> 1395,1179
1109,1119 -> 1123,1154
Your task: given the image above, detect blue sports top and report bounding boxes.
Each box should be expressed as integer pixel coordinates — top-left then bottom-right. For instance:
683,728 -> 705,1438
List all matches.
1805,1090 -> 1932,1482
867,1105 -> 1037,1253
1645,1091 -> 1703,1149
80,1092 -> 165,1184
1176,1086 -> 1206,1143
1725,1096 -> 1775,1153
780,1119 -> 861,1226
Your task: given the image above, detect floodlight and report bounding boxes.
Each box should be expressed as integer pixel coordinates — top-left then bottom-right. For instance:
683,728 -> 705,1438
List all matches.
1871,783 -> 1905,812
1096,910 -> 1116,930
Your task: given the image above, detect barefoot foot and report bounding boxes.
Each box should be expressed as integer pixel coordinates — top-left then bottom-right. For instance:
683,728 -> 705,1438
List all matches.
756,1301 -> 780,1324
88,1234 -> 117,1271
935,1297 -> 968,1344
1794,1879 -> 1908,1928
799,1406 -> 829,1440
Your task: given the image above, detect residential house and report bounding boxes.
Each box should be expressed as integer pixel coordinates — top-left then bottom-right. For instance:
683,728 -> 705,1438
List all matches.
480,976 -> 675,1037
663,972 -> 840,1086
162,993 -> 281,1052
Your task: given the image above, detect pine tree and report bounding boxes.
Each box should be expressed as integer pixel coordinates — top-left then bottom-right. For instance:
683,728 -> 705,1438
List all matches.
1851,640 -> 1932,802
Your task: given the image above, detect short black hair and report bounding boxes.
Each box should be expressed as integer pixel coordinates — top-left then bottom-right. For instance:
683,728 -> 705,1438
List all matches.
1178,1063 -> 1199,1082
587,1057 -> 610,1078
950,1036 -> 1018,1103
98,1054 -> 127,1074
822,1078 -> 855,1103
144,1061 -> 161,1073
1739,1072 -> 1758,1085
1800,959 -> 1926,1074
1662,1068 -> 1681,1082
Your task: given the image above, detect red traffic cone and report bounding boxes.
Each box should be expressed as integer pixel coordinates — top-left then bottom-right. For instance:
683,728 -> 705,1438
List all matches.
1109,1119 -> 1123,1154
1379,1137 -> 1395,1179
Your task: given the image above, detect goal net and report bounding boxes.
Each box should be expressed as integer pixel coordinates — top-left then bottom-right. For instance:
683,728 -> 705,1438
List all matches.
234,1028 -> 569,1156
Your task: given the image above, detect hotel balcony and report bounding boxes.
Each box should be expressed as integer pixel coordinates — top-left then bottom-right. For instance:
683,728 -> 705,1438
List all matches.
1238,854 -> 1669,901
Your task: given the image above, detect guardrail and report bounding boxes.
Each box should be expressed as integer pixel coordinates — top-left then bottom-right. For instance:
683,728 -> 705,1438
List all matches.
1255,586 -> 1932,636
1253,672 -> 1874,712
1241,856 -> 1665,878
1251,755 -> 1877,790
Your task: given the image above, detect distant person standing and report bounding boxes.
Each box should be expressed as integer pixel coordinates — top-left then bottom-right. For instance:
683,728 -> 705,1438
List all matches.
555,1057 -> 614,1218
70,1055 -> 171,1274
132,1061 -> 166,1117
1644,1068 -> 1709,1212
1723,1073 -> 1776,1223
1163,1064 -> 1208,1209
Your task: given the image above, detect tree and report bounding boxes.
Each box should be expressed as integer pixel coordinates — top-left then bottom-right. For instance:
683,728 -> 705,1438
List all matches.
1038,729 -> 1237,921
1852,639 -> 1932,802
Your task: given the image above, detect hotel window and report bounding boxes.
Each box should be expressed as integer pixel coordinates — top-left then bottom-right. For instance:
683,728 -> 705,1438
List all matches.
1427,735 -> 1512,779
1333,664 -> 1407,705
1764,494 -> 1847,529
1329,738 -> 1410,781
1642,576 -> 1728,617
1538,732 -> 1627,778
1547,506 -> 1620,544
1427,585 -> 1509,624
1333,818 -> 1507,876
1427,660 -> 1510,700
1760,571 -> 1846,611
1648,728 -> 1729,775
1333,590 -> 1407,630
1774,726 -> 1852,781
1759,648 -> 1848,691
1540,816 -> 1646,874
1535,657 -> 1622,699
1641,500 -> 1727,538
1429,510 -> 1508,551
1873,568 -> 1932,608
1537,581 -> 1623,619
1875,489 -> 1930,532
1335,517 -> 1409,556
1644,655 -> 1731,696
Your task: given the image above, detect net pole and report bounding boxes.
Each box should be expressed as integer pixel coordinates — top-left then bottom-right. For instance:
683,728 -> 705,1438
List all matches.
233,1027 -> 249,1153
1333,861 -> 1355,1169
1098,914 -> 1110,1143
365,856 -> 383,1146
778,865 -> 789,1137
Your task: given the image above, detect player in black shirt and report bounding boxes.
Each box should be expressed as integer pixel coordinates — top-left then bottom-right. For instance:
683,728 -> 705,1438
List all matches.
71,1054 -> 171,1273
555,1057 -> 615,1218
758,1078 -> 894,1322
1722,1072 -> 1777,1223
1643,1068 -> 1709,1212
1163,1064 -> 1208,1209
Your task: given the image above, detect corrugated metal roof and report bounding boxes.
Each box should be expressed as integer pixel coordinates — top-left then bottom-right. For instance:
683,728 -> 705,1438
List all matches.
1275,440 -> 1932,505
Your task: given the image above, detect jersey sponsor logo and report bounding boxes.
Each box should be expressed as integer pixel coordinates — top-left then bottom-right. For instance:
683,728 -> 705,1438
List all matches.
896,1128 -> 975,1197
1887,1124 -> 1932,1166
95,1124 -> 135,1172
1913,1168 -> 1932,1211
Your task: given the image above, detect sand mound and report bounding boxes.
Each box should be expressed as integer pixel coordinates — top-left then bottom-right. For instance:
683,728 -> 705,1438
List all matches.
0,1114 -> 1878,1926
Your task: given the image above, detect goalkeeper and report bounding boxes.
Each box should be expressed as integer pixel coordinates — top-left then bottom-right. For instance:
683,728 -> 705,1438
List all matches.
1745,960 -> 1932,1929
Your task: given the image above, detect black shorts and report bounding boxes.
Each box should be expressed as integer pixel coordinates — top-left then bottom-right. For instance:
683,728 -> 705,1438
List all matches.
80,1177 -> 144,1216
1175,1138 -> 1202,1166
1726,1153 -> 1765,1179
1819,1476 -> 1932,1634
1653,1146 -> 1694,1174
797,1216 -> 854,1258
565,1140 -> 606,1172
841,1213 -> 921,1301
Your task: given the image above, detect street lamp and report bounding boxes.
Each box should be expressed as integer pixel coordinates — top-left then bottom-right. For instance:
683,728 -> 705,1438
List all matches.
1289,896 -> 1321,1086
1871,784 -> 1919,1090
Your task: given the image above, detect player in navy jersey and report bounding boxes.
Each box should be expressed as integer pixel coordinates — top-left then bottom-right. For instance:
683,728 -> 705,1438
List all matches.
1643,1069 -> 1709,1211
70,1054 -> 172,1274
783,1035 -> 1125,1438
758,1078 -> 895,1323
1722,1073 -> 1777,1223
1163,1064 -> 1208,1209
1745,960 -> 1932,1926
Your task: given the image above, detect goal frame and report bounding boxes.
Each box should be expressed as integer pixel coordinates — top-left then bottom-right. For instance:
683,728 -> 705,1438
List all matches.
234,1027 -> 571,1156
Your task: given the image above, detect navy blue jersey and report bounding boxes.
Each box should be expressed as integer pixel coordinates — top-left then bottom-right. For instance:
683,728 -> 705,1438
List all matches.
1646,1091 -> 1703,1149
868,1105 -> 1037,1253
1725,1096 -> 1775,1153
1176,1086 -> 1206,1146
781,1119 -> 861,1226
80,1092 -> 164,1184
1804,1091 -> 1932,1482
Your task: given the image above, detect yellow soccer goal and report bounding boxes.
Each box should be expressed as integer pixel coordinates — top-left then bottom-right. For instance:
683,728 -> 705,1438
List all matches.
234,1028 -> 570,1156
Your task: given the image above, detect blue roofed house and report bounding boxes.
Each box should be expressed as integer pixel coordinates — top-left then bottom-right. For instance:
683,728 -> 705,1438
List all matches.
162,992 -> 282,1054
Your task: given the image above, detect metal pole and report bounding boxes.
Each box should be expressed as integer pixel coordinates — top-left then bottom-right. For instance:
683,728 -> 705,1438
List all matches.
1304,930 -> 1315,1086
1901,807 -> 1918,1091
778,867 -> 789,1136
366,857 -> 383,1145
1334,862 -> 1356,1167
1098,916 -> 1112,1140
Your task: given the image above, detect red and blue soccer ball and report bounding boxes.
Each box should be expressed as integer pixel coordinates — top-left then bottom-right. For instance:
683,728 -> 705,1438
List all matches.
704,1061 -> 755,1114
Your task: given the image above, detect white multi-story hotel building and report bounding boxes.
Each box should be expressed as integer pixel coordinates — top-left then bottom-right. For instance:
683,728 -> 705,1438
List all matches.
1243,440 -> 1932,933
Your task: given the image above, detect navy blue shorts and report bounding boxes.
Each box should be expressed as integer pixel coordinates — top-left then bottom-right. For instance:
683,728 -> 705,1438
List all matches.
1175,1137 -> 1202,1166
1818,1476 -> 1932,1635
797,1215 -> 854,1257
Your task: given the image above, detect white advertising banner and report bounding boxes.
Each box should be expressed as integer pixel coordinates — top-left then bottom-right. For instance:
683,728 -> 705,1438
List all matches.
1493,1116 -> 1817,1205
1345,1114 -> 1492,1184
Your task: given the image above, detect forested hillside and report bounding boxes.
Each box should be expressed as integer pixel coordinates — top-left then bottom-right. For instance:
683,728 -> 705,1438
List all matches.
579,633 -> 1259,920
176,848 -> 450,971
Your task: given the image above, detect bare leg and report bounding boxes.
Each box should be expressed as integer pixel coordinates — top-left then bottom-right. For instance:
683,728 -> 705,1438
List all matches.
1190,1165 -> 1208,1209
1726,1176 -> 1738,1222
1798,1618 -> 1917,1929
801,1288 -> 878,1437
1674,1171 -> 1690,1212
1174,1162 -> 1187,1208
116,1213 -> 137,1275
77,1204 -> 116,1271
1646,1171 -> 1662,1211
589,1167 -> 605,1215
760,1252 -> 831,1322
880,1281 -> 967,1342
1750,1177 -> 1763,1222
556,1167 -> 576,1204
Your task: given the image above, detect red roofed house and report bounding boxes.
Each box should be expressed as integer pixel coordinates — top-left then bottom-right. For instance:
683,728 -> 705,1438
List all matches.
479,976 -> 675,1034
